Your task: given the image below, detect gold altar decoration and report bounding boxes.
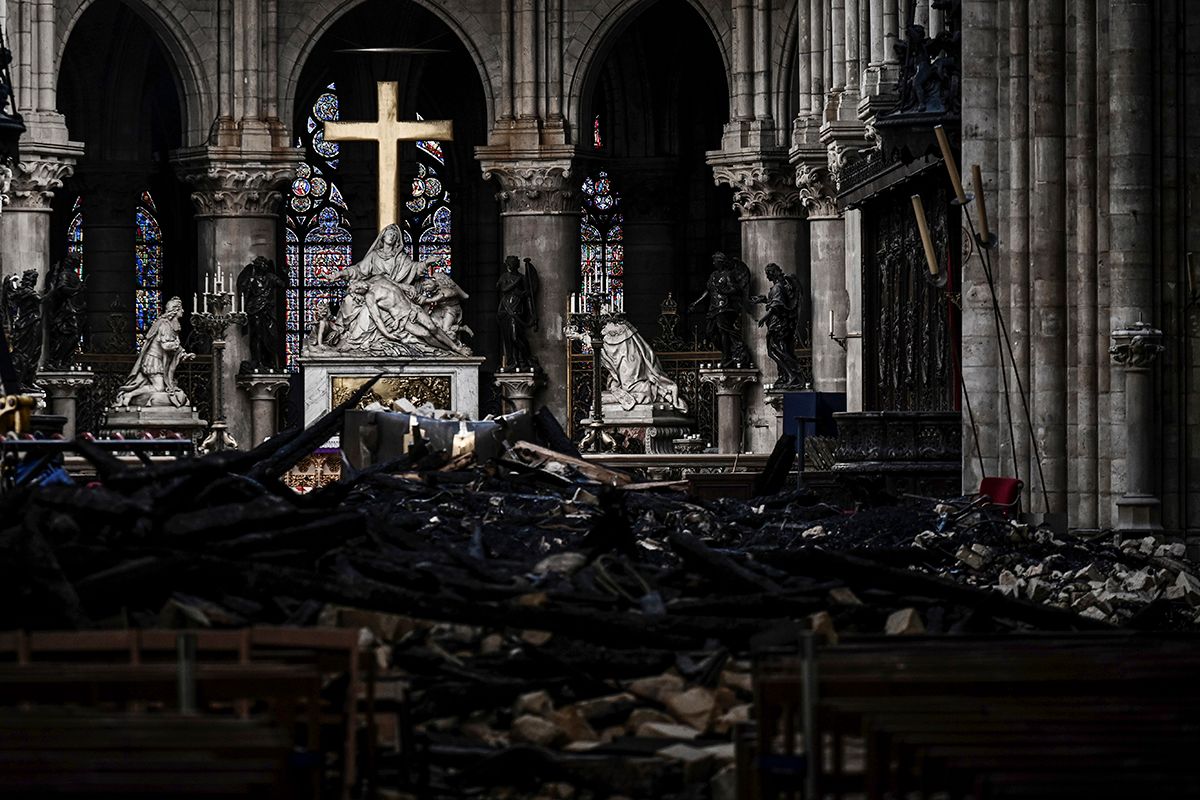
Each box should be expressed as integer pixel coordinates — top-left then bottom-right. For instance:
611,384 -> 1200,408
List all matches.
331,375 -> 452,410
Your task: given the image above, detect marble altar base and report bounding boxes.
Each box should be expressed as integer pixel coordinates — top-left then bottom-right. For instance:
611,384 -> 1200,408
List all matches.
301,355 -> 486,429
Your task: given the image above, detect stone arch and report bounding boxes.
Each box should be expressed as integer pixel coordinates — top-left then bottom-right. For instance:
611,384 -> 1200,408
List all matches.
56,0 -> 214,145
565,0 -> 732,143
279,0 -> 499,139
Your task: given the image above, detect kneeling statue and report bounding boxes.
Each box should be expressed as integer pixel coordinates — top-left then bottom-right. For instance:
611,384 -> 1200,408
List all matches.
114,296 -> 195,407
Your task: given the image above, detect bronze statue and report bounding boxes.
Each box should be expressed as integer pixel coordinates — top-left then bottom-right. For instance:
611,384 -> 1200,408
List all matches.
43,256 -> 86,370
752,263 -> 806,389
237,256 -> 286,372
496,255 -> 540,370
690,252 -> 750,368
1,269 -> 42,388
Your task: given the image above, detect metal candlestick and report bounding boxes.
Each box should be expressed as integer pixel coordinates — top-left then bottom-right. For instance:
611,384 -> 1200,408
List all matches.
191,288 -> 246,453
567,290 -> 620,454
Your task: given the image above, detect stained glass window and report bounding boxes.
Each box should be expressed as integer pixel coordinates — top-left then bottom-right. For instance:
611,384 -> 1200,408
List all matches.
67,196 -> 83,272
404,115 -> 452,275
284,83 -> 354,370
134,191 -> 163,348
580,172 -> 624,310
593,115 -> 603,150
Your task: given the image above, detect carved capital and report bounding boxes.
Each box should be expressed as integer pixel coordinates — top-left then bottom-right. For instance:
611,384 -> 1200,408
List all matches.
795,162 -> 839,219
183,163 -> 297,217
1110,322 -> 1164,369
237,371 -> 292,400
35,369 -> 97,395
494,369 -> 545,400
7,154 -> 76,210
710,161 -> 804,219
699,367 -> 760,396
480,161 -> 577,214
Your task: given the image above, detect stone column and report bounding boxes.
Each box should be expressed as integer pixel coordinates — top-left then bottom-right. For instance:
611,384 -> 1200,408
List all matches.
1109,323 -> 1163,533
860,0 -> 899,116
0,134 -> 81,282
477,158 -> 578,424
797,163 -> 846,395
34,368 -> 95,438
1030,0 -> 1067,516
709,155 -> 807,452
236,371 -> 290,447
700,367 -> 760,453
174,149 -> 298,449
1107,0 -> 1157,531
495,370 -> 545,416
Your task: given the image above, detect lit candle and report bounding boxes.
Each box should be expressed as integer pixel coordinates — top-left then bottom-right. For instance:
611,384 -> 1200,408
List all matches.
911,194 -> 940,277
971,164 -> 991,243
934,125 -> 967,204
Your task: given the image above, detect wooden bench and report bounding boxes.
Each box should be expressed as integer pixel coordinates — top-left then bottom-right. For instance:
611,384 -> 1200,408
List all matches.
743,633 -> 1200,800
0,628 -> 372,799
0,710 -> 293,796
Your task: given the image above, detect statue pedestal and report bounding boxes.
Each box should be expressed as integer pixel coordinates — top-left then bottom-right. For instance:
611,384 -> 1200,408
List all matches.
700,367 -> 760,454
103,406 -> 207,440
237,370 -> 291,447
494,369 -> 545,415
300,355 -> 485,430
581,402 -> 695,455
36,368 -> 95,438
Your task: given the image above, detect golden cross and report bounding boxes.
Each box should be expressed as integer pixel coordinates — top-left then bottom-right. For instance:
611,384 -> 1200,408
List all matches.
322,81 -> 454,230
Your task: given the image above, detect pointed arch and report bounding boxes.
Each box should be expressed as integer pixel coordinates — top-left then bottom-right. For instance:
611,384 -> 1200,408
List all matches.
57,0 -> 214,144
566,0 -> 732,143
279,0 -> 498,142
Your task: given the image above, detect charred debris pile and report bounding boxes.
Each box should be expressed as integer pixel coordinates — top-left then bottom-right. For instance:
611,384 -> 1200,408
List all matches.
2,389 -> 1197,798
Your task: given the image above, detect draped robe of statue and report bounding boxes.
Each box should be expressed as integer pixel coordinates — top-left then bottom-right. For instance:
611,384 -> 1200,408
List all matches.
312,223 -> 471,357
599,319 -> 688,413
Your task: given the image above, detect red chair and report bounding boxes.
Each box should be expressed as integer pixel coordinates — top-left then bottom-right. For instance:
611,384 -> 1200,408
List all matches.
976,476 -> 1023,517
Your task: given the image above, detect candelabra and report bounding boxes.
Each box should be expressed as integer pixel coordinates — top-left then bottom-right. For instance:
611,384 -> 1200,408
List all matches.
566,289 -> 621,454
191,271 -> 245,453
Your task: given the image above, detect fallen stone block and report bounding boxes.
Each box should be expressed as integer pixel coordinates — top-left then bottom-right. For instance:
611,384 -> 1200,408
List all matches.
636,721 -> 701,740
664,687 -> 717,731
885,607 -> 925,635
511,714 -> 566,747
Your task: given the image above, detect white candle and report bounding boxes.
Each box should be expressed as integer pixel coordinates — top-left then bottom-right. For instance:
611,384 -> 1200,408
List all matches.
829,308 -> 834,336
193,293 -> 199,313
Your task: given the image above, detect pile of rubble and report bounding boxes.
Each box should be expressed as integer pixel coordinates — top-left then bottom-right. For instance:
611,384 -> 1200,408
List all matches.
1,391 -> 1196,797
781,503 -> 1200,629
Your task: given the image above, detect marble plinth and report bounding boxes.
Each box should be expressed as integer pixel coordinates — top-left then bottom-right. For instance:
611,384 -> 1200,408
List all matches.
37,369 -> 95,439
237,370 -> 291,447
582,403 -> 696,455
104,406 -> 207,439
699,367 -> 760,454
300,355 -> 485,429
